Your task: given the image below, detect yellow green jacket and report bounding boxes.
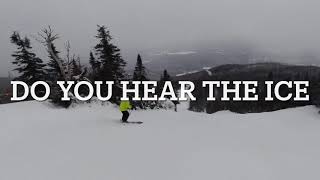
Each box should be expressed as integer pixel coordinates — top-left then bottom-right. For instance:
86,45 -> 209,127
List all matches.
119,100 -> 132,111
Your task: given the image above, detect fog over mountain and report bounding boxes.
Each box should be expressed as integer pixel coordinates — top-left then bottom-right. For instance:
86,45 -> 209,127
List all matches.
1,0 -> 320,76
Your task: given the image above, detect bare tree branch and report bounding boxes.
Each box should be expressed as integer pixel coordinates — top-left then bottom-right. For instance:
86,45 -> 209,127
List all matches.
38,26 -> 69,81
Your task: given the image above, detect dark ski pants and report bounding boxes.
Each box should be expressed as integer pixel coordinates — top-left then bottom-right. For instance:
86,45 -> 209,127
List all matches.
121,111 -> 130,122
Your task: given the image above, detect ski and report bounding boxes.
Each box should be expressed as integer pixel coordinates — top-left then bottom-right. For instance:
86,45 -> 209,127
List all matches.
122,121 -> 143,124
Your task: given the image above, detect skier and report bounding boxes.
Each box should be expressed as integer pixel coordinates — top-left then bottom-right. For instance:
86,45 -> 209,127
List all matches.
120,100 -> 132,123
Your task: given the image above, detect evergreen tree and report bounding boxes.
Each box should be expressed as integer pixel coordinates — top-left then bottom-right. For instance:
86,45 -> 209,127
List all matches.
159,70 -> 172,93
10,31 -> 46,85
158,69 -> 179,110
132,54 -> 149,109
133,54 -> 148,81
157,69 -> 172,97
47,43 -> 61,80
71,56 -> 82,77
94,25 -> 126,102
267,71 -> 273,80
161,69 -> 171,81
89,51 -> 100,78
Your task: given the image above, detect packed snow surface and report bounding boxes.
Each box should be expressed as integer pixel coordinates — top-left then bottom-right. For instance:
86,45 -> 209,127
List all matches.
1,101 -> 320,180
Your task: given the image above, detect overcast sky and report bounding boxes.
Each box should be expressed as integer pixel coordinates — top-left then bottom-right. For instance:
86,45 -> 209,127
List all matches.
1,0 -> 320,76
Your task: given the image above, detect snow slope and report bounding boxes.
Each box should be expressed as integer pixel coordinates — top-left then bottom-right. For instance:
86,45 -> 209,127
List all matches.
1,101 -> 320,180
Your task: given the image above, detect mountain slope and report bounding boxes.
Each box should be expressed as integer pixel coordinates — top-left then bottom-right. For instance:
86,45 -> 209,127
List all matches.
175,62 -> 320,81
1,101 -> 320,180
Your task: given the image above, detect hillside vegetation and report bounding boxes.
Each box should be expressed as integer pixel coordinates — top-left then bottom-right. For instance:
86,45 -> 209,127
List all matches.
175,63 -> 320,113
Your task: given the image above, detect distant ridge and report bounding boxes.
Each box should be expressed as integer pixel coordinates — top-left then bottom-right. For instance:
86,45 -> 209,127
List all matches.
174,62 -> 320,113
174,62 -> 320,81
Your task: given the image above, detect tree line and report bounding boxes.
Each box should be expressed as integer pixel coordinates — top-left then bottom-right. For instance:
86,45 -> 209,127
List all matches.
10,25 -> 176,108
187,63 -> 320,113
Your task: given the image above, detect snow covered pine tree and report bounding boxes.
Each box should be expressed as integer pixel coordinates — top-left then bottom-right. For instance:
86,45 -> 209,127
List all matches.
10,31 -> 46,98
